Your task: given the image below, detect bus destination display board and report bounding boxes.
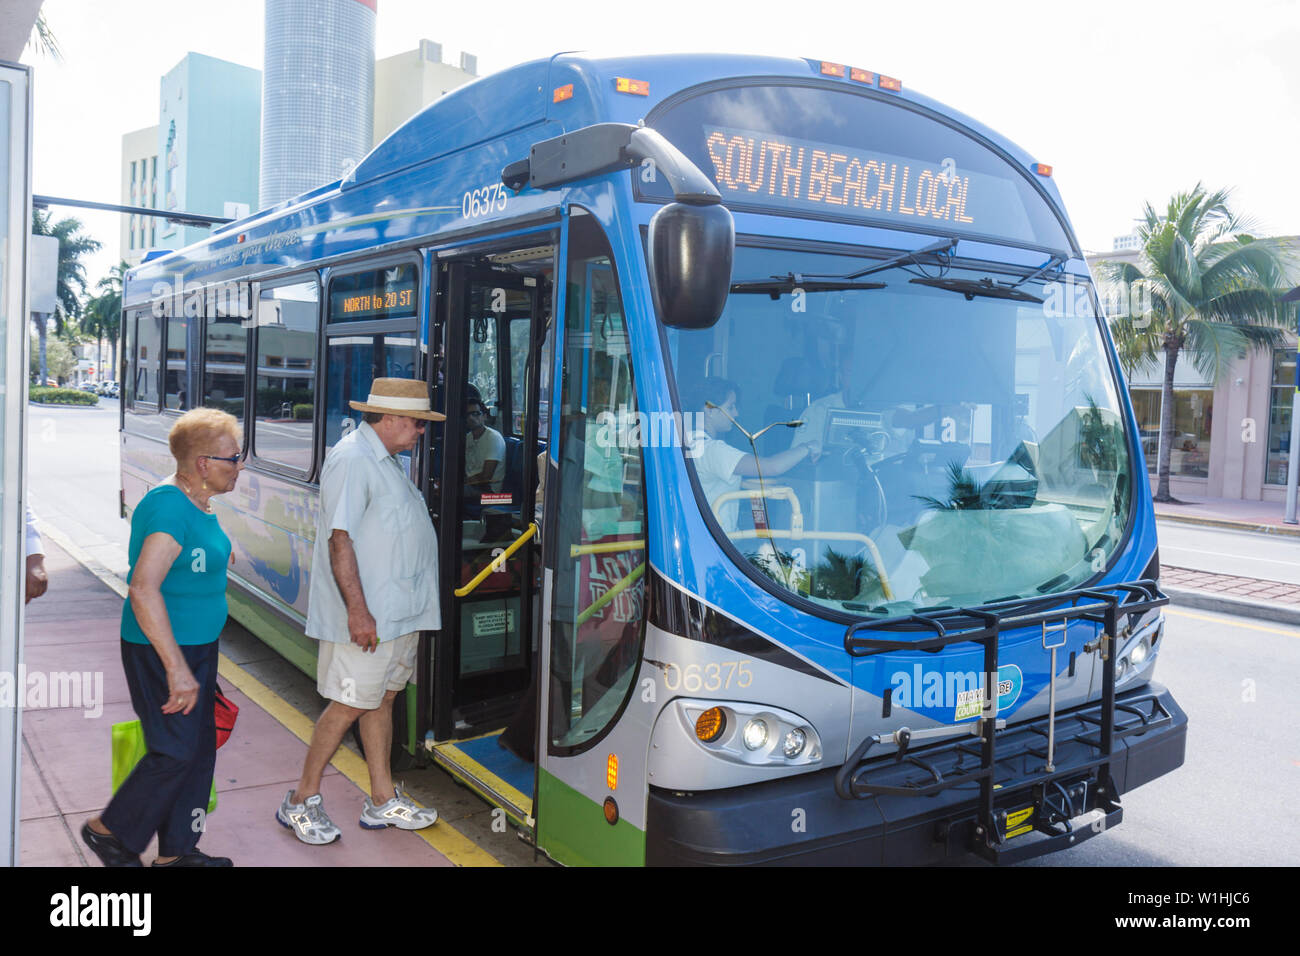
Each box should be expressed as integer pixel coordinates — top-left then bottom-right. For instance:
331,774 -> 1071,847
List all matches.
702,124 -> 1029,237
328,264 -> 418,323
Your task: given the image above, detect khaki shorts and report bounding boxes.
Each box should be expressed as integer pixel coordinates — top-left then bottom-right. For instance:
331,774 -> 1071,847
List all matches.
316,632 -> 418,710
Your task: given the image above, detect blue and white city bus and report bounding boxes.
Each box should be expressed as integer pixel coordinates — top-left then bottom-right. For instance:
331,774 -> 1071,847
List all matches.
120,52 -> 1186,865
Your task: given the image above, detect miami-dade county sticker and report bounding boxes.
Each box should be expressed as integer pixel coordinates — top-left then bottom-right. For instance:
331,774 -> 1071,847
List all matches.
954,665 -> 1023,721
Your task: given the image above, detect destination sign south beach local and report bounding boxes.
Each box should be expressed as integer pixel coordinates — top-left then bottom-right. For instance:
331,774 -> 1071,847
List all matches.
702,125 -> 1028,236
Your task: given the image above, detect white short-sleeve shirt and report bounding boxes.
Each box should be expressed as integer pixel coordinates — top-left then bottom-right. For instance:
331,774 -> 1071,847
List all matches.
687,431 -> 746,532
465,426 -> 507,492
306,422 -> 441,643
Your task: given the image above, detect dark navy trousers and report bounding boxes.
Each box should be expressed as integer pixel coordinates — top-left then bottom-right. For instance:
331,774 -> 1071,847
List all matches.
102,640 -> 218,857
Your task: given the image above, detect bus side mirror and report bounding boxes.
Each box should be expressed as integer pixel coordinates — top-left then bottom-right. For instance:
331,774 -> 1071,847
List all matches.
647,201 -> 734,330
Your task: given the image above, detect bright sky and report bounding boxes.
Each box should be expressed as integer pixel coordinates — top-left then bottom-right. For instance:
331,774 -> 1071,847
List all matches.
20,0 -> 1300,289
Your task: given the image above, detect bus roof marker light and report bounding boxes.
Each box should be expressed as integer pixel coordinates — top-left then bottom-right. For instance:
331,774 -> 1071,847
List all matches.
820,61 -> 846,77
878,75 -> 903,92
553,84 -> 574,103
615,77 -> 649,96
850,68 -> 875,84
1035,163 -> 1053,177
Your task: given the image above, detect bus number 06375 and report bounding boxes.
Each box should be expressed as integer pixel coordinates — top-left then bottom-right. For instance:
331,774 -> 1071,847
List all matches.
463,183 -> 508,219
663,660 -> 754,692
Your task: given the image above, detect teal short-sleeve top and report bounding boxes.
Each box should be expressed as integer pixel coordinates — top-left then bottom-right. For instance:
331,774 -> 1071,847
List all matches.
121,484 -> 232,646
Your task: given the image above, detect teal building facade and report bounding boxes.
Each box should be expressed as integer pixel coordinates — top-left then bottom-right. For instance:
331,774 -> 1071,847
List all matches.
157,53 -> 261,251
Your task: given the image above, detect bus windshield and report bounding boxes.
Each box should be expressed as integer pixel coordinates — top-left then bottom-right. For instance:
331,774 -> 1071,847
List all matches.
666,244 -> 1134,616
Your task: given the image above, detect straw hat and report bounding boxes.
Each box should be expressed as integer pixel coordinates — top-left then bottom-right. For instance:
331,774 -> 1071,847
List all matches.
349,378 -> 445,421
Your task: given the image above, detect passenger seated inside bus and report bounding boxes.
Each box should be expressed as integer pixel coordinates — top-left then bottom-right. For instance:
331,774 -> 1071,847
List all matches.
465,396 -> 506,493
684,376 -> 822,533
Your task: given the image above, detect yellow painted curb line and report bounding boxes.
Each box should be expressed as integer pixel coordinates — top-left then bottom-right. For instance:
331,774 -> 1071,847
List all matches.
216,656 -> 501,867
1166,607 -> 1300,638
40,519 -> 502,866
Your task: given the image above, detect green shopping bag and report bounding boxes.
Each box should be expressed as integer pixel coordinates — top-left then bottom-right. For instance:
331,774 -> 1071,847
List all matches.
111,719 -> 217,814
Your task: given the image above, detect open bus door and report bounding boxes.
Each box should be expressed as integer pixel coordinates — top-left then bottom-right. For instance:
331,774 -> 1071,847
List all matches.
425,252 -> 551,827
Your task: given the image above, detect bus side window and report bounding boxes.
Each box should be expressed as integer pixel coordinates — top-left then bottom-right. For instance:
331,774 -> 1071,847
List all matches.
549,215 -> 645,752
134,311 -> 162,409
252,279 -> 319,474
203,287 -> 249,424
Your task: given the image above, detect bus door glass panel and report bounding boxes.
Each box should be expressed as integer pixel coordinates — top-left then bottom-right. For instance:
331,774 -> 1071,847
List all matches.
253,280 -> 319,472
548,219 -> 645,752
203,287 -> 250,425
452,277 -> 538,704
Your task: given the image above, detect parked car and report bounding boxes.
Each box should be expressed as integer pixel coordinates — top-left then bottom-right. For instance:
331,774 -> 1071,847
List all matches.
79,382 -> 97,392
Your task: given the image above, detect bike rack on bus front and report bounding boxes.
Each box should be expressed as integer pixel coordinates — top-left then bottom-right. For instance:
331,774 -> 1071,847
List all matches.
834,580 -> 1170,863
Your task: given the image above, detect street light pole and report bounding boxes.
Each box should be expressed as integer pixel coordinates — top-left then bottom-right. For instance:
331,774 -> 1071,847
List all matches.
1285,288 -> 1300,524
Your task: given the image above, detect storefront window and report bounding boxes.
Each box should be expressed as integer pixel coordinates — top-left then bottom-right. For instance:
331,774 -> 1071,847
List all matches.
1266,349 -> 1296,485
1131,388 -> 1160,474
1128,386 -> 1213,478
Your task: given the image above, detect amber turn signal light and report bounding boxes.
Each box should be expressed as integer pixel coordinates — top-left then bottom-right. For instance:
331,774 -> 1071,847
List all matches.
695,707 -> 727,742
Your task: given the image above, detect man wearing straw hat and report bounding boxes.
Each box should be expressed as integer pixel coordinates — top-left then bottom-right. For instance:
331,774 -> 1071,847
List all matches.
278,378 -> 446,845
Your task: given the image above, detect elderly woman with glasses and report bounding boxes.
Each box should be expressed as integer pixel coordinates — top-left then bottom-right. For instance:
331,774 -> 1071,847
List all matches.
81,407 -> 245,867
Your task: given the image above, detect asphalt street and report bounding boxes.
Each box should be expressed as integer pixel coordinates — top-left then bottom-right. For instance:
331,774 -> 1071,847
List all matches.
1157,520 -> 1300,584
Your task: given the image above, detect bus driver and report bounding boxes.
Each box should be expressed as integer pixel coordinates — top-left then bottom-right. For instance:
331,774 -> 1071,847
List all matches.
278,377 -> 445,845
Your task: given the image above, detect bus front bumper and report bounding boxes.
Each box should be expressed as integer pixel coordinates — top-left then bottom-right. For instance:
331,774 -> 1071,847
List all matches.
645,681 -> 1186,866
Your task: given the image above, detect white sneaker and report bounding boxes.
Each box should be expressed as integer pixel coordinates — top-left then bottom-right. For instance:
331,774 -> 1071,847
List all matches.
360,788 -> 438,830
276,790 -> 342,845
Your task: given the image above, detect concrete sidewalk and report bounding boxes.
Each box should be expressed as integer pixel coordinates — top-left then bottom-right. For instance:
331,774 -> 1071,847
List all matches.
18,538 -> 486,867
1162,565 -> 1300,628
1153,495 -> 1300,537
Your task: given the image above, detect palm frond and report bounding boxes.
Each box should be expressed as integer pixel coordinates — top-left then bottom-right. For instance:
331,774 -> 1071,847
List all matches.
27,12 -> 62,61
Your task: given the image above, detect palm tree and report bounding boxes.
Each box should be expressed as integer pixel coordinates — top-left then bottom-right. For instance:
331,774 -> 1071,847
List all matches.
31,210 -> 101,384
88,261 -> 127,381
1097,185 -> 1293,502
28,11 -> 62,60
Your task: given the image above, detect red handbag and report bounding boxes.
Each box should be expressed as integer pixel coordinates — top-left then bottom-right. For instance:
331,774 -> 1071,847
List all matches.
215,685 -> 239,749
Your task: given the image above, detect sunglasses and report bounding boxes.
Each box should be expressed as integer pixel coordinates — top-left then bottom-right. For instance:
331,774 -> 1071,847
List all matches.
201,454 -> 241,464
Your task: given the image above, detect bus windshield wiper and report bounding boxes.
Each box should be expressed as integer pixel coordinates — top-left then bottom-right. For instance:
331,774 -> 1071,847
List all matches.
840,236 -> 959,280
730,273 -> 886,299
909,276 -> 1045,303
909,252 -> 1067,303
730,236 -> 960,299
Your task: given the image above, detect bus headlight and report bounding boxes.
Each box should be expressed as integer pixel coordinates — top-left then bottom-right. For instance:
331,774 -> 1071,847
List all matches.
672,700 -> 823,768
1129,635 -> 1150,666
782,728 -> 807,758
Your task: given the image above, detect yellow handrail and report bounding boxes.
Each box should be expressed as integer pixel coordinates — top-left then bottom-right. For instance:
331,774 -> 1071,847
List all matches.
454,523 -> 538,598
575,562 -> 645,626
570,539 -> 646,558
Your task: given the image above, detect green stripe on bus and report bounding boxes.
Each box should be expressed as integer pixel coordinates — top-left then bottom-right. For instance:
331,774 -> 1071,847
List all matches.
537,770 -> 644,866
226,587 -> 318,678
